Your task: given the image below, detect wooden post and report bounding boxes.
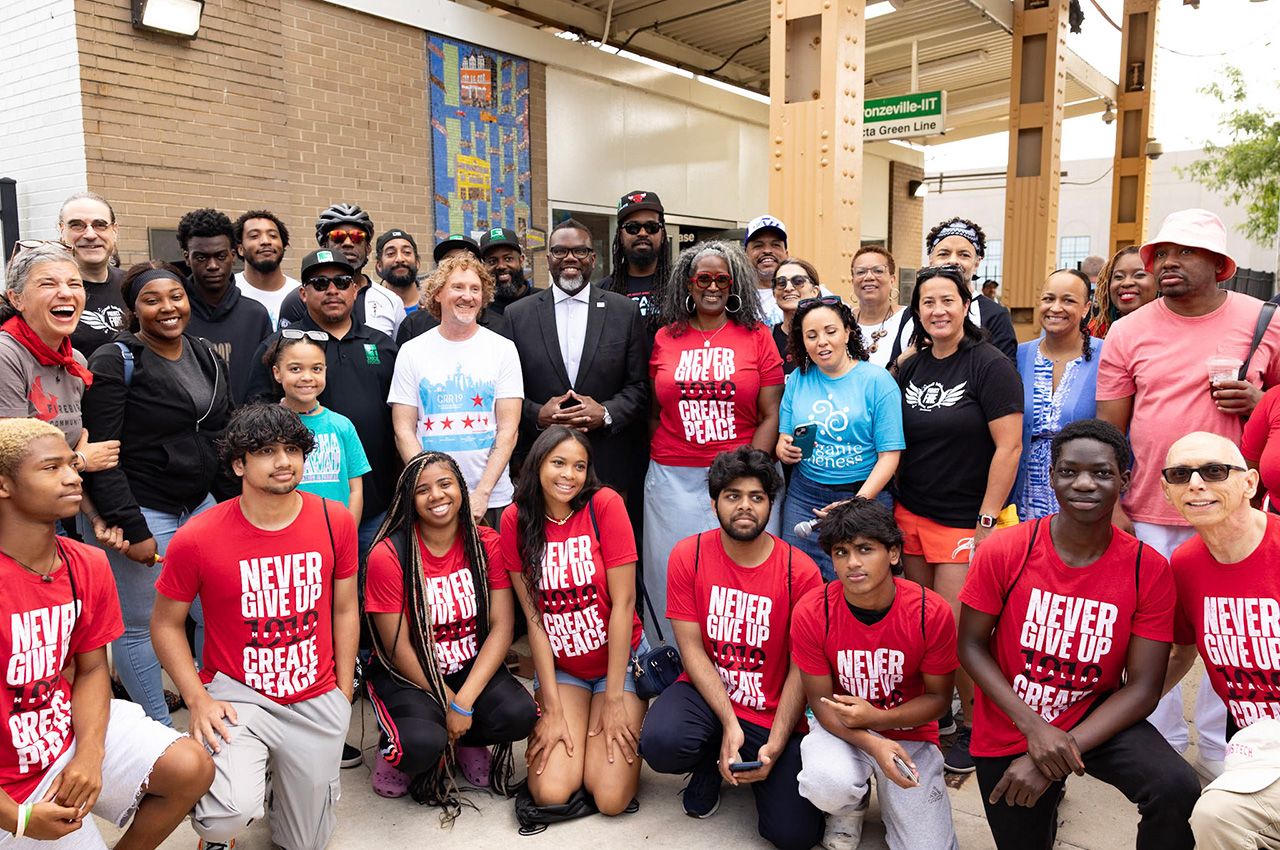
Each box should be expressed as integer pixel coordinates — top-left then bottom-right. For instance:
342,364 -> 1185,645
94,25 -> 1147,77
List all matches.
1001,0 -> 1069,316
767,0 -> 866,298
1108,0 -> 1159,253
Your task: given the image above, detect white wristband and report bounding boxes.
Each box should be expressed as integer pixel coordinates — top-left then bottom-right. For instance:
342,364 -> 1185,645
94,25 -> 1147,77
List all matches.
15,802 -> 32,838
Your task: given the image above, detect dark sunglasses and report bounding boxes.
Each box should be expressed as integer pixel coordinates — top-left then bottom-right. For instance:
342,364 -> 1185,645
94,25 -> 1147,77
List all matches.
281,329 -> 330,343
773,274 -> 813,291
797,295 -> 843,309
326,229 -> 367,245
304,275 -> 355,291
621,221 -> 663,236
690,273 -> 733,290
1160,463 -> 1247,485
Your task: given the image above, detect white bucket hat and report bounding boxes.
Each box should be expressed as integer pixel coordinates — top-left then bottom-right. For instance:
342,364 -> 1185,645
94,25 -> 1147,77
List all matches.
1205,719 -> 1280,795
1139,208 -> 1238,283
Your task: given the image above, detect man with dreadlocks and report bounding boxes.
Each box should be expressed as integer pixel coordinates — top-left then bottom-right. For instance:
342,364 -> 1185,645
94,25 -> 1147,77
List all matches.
599,190 -> 671,329
362,450 -> 536,808
152,404 -> 359,850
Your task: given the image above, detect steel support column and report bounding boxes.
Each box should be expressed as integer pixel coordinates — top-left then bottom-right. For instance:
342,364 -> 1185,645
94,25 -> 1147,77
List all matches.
1108,0 -> 1159,253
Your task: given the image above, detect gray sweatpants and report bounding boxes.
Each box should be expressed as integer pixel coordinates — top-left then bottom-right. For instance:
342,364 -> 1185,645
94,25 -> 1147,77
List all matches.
191,674 -> 350,850
797,718 -> 958,850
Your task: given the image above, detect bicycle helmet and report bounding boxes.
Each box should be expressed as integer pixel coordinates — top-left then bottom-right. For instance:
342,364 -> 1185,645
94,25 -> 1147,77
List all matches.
315,203 -> 374,245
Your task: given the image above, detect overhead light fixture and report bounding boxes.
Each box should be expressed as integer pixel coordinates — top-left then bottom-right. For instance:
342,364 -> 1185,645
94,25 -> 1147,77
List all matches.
870,50 -> 989,87
1102,99 -> 1116,124
907,179 -> 928,198
131,0 -> 204,37
866,1 -> 897,20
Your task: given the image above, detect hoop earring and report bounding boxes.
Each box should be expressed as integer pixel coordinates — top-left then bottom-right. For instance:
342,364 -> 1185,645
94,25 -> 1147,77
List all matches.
726,294 -> 743,314
685,295 -> 696,314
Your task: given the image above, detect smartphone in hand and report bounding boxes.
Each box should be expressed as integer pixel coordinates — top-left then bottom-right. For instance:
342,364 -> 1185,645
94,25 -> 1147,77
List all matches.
792,424 -> 817,459
729,760 -> 764,772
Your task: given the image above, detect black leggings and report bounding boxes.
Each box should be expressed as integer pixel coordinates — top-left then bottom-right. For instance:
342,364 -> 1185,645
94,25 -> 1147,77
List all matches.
366,657 -> 537,776
973,719 -> 1199,850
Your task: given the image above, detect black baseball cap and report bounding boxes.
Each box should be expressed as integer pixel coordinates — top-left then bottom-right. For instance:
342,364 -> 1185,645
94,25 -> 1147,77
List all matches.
376,229 -> 418,256
617,190 -> 664,221
479,227 -> 521,257
300,248 -> 355,280
433,233 -> 481,263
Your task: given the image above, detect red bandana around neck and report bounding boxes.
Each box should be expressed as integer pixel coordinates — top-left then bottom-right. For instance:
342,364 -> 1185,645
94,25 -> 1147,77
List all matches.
2,315 -> 94,387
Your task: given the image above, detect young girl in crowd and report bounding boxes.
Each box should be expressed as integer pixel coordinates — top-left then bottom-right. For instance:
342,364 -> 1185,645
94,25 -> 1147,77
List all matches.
792,498 -> 959,850
501,425 -> 647,816
267,330 -> 369,521
363,451 -> 536,813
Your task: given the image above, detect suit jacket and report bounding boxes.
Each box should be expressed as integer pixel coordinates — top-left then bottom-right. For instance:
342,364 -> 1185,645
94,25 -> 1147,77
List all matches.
505,284 -> 648,490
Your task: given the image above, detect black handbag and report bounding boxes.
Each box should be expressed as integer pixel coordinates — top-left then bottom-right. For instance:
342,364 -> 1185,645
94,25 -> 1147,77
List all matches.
513,783 -> 638,835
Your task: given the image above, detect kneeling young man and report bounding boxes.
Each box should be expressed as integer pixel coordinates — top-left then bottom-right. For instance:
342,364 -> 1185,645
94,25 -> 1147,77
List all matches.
0,419 -> 211,850
1160,431 -> 1280,850
152,405 -> 359,850
792,498 -> 959,850
640,447 -> 824,850
959,419 -> 1199,850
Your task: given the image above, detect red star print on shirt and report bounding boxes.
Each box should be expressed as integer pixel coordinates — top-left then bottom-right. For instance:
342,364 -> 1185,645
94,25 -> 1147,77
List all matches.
424,418 -> 435,431
471,394 -> 484,407
441,417 -> 454,430
462,416 -> 475,429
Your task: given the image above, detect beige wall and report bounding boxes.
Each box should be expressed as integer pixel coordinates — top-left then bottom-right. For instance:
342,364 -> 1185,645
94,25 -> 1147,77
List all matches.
71,0 -> 548,273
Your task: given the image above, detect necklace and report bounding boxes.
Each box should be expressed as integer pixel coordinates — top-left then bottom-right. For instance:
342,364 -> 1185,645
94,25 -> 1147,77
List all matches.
865,303 -> 895,354
282,401 -> 321,416
0,547 -> 58,582
545,509 -> 576,526
694,318 -> 730,348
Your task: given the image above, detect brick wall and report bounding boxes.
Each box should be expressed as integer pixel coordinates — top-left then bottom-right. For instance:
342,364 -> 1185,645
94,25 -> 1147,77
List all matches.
888,160 -> 925,269
1,0 -> 88,252
73,0 -> 431,269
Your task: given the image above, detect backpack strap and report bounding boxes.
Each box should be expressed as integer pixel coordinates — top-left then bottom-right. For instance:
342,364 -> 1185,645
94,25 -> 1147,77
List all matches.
920,580 -> 927,640
1134,541 -> 1144,591
321,497 -> 335,564
115,341 -> 134,388
1000,517 -> 1043,607
1239,296 -> 1280,382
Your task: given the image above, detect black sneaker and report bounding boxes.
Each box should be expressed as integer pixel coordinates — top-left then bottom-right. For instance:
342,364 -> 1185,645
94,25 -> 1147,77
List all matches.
937,708 -> 957,737
944,726 -> 975,774
681,761 -> 722,818
341,743 -> 363,769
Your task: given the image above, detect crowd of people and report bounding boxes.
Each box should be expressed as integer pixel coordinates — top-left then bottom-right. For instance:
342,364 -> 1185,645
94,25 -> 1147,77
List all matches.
0,188 -> 1277,850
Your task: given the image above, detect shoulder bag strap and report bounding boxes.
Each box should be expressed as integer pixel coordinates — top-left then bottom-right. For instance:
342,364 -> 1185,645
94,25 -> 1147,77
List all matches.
999,517 -> 1043,607
1238,296 -> 1280,382
115,341 -> 134,387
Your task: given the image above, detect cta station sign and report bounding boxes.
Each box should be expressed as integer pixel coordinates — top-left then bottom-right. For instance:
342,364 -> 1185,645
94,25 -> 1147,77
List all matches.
863,91 -> 946,141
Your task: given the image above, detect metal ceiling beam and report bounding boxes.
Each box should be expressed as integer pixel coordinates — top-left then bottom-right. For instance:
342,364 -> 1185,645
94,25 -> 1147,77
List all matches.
923,98 -> 1104,145
961,0 -> 1013,33
1062,47 -> 1118,101
610,0 -> 742,34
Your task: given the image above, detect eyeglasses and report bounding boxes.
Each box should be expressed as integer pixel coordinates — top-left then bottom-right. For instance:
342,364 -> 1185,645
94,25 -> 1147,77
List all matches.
621,221 -> 663,236
63,219 -> 114,235
797,295 -> 843,310
773,274 -> 813,291
326,229 -> 367,245
9,239 -> 70,260
548,246 -> 594,259
1160,463 -> 1247,485
304,275 -> 355,291
853,264 -> 889,278
690,273 -> 733,290
281,329 -> 331,343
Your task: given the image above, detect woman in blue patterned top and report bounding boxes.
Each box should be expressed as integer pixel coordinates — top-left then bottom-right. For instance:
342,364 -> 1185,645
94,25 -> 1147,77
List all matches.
1013,268 -> 1104,519
777,296 -> 904,578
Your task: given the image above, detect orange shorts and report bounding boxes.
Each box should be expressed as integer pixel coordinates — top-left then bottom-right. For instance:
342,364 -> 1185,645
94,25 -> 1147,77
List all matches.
894,503 -> 975,564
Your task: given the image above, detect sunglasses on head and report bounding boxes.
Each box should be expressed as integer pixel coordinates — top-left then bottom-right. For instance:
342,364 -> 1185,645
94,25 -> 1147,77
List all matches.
326,229 -> 367,245
281,329 -> 330,343
621,221 -> 663,236
690,273 -> 733,290
797,295 -> 843,310
304,275 -> 355,291
10,239 -> 70,260
1160,463 -> 1247,485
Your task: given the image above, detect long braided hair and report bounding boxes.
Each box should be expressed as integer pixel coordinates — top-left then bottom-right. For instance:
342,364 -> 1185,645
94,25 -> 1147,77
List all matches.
1089,246 -> 1142,338
364,451 -> 510,818
1046,268 -> 1095,362
607,224 -> 672,331
513,426 -> 602,623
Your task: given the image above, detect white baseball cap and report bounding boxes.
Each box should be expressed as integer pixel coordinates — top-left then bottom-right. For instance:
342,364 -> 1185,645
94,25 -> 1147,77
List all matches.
744,215 -> 787,245
1205,719 -> 1280,794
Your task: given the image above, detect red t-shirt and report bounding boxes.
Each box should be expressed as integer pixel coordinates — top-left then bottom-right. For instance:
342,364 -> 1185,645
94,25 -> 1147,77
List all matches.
1241,386 -> 1280,496
157,493 -> 359,705
791,578 -> 958,744
499,488 -> 642,680
1171,514 -> 1280,729
0,540 -> 123,803
364,526 -> 509,676
649,322 -> 784,466
667,531 -> 823,728
960,518 -> 1175,757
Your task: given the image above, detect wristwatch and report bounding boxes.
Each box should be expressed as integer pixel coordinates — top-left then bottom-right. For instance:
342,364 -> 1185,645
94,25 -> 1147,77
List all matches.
978,513 -> 997,529
602,405 -> 613,428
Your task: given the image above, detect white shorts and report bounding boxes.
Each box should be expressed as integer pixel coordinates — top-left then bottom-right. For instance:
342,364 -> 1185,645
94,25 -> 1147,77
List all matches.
0,700 -> 184,850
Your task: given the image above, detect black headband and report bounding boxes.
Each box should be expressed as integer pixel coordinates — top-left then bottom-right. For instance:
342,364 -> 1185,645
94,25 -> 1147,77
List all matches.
127,268 -> 183,310
927,220 -> 983,256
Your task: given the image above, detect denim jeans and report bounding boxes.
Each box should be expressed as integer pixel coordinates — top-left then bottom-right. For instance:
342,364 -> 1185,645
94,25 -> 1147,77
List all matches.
358,510 -> 386,557
781,468 -> 892,580
103,494 -> 216,726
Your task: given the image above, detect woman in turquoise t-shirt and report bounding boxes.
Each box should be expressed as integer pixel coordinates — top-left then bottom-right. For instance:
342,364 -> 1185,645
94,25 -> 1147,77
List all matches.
267,331 -> 371,521
777,297 -> 904,578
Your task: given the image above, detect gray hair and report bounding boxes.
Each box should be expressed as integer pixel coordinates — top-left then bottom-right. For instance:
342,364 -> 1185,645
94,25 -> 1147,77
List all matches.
4,243 -> 78,297
659,240 -> 764,335
58,191 -> 116,227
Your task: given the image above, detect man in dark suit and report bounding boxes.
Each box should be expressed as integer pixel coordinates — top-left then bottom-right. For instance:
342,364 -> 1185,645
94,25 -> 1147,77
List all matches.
505,219 -> 648,495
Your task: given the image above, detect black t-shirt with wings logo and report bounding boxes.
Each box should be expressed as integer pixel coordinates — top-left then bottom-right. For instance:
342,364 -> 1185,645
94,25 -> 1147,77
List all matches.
70,267 -> 128,360
896,341 -> 1023,528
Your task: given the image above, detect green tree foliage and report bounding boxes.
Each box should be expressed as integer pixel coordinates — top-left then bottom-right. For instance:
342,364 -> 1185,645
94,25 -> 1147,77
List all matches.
1182,67 -> 1280,245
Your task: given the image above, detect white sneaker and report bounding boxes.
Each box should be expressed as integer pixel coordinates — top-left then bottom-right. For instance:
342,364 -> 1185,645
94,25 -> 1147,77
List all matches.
822,804 -> 866,850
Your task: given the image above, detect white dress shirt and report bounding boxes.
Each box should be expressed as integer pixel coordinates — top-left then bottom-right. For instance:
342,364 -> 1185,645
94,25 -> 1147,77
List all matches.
552,284 -> 592,386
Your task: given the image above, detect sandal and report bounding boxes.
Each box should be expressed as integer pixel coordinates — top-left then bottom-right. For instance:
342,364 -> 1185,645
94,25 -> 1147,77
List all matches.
456,745 -> 492,787
372,758 -> 410,798
164,689 -> 185,712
